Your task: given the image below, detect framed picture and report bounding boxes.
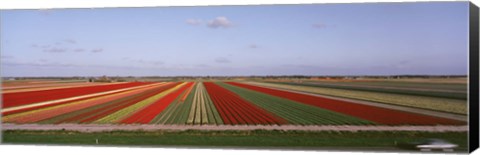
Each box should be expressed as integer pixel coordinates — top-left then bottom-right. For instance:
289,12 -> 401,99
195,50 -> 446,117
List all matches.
1,1 -> 478,154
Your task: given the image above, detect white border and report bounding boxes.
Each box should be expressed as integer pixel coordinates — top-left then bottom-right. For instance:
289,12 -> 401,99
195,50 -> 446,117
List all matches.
0,0 -> 475,9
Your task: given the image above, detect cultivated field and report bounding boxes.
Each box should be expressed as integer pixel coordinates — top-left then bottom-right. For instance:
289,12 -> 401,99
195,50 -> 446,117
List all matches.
1,79 -> 467,125
1,78 -> 469,151
248,79 -> 467,114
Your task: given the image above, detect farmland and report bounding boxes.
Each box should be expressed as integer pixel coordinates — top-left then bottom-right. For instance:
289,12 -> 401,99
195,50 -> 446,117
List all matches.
1,79 -> 466,125
1,77 -> 469,150
246,80 -> 467,114
1,2 -> 472,152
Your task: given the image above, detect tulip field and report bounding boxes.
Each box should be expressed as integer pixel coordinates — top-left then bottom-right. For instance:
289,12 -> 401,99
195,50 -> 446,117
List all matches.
1,80 -> 466,126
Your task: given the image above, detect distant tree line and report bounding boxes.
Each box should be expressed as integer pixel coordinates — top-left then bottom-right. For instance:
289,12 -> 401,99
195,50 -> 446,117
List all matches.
2,74 -> 467,81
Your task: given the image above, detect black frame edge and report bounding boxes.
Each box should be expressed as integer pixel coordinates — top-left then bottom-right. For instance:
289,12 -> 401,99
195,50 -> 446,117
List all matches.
469,1 -> 479,153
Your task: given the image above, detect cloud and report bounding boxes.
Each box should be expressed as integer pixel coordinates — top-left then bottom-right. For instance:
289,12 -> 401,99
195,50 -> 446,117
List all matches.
248,44 -> 259,49
38,9 -> 53,16
43,48 -> 68,53
195,64 -> 210,68
123,57 -> 164,66
398,60 -> 410,65
186,19 -> 203,26
148,60 -> 164,65
136,59 -> 164,65
391,60 -> 411,69
207,17 -> 233,29
312,23 -> 327,29
1,55 -> 14,59
32,41 -> 104,54
73,48 -> 85,52
64,39 -> 76,44
214,57 -> 231,63
2,61 -> 78,68
91,48 -> 104,53
30,44 -> 50,49
31,39 -> 76,51
151,61 -> 164,65
186,17 -> 233,29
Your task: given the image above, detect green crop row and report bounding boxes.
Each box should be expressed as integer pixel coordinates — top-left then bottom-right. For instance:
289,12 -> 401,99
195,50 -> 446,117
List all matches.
149,84 -> 192,124
151,82 -> 223,125
94,83 -> 186,124
217,82 -> 375,125
245,82 -> 467,115
267,81 -> 467,100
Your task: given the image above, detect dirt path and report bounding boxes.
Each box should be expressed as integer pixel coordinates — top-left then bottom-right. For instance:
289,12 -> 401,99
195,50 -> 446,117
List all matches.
1,123 -> 467,132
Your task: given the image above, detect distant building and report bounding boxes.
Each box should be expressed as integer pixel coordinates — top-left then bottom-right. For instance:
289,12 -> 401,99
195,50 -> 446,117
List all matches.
88,75 -> 116,83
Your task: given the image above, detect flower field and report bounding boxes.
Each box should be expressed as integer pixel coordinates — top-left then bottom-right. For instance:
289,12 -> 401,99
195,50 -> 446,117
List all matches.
1,81 -> 467,125
243,81 -> 467,114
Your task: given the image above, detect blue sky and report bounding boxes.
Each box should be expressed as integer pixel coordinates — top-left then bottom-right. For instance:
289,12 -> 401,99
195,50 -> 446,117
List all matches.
0,2 -> 469,76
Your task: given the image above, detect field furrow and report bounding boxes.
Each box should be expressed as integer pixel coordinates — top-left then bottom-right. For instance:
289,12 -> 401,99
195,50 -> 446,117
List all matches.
218,82 -> 374,125
120,82 -> 192,124
3,82 -> 152,108
38,83 -> 174,124
93,83 -> 182,123
149,82 -> 198,124
2,83 -> 165,124
226,82 -> 466,125
246,81 -> 467,114
204,82 -> 286,125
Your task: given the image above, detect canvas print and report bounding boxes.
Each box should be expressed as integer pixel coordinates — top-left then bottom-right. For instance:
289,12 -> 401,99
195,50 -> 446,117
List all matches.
0,2 -> 471,153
